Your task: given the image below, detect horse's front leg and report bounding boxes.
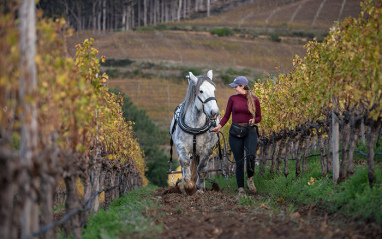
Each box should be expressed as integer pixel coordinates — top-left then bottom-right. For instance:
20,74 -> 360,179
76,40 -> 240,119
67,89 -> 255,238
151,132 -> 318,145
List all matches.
196,155 -> 209,192
178,151 -> 196,195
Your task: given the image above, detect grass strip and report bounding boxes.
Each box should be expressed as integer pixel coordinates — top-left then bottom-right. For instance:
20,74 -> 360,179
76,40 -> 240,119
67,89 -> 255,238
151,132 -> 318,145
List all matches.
212,147 -> 382,223
78,184 -> 161,239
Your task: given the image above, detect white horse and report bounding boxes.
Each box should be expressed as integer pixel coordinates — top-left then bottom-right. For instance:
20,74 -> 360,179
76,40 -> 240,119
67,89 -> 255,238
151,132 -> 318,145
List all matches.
170,70 -> 219,195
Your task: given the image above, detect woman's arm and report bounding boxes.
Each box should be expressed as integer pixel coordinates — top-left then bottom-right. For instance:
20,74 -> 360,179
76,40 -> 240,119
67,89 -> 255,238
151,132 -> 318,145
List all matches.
219,96 -> 234,127
212,96 -> 233,133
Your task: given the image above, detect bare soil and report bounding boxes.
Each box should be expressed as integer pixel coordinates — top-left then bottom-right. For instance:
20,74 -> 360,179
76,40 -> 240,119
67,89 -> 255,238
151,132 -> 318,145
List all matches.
148,186 -> 382,239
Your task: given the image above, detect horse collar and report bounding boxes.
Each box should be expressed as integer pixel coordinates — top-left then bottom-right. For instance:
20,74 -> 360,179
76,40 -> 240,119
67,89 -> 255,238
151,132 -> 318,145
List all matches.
177,102 -> 212,135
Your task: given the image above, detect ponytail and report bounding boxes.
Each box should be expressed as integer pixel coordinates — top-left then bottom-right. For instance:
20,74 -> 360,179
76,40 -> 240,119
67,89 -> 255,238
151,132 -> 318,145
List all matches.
243,85 -> 256,117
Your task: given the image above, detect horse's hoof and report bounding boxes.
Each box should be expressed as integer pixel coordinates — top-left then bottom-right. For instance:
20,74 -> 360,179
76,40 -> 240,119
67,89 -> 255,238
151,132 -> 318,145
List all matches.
184,180 -> 196,195
196,189 -> 204,194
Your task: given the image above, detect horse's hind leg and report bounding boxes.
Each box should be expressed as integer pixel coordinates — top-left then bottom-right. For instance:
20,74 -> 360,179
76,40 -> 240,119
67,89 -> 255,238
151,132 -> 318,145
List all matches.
196,157 -> 209,191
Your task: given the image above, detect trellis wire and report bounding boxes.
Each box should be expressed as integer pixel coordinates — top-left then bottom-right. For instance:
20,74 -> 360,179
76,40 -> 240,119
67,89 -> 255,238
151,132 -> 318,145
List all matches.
28,183 -> 122,239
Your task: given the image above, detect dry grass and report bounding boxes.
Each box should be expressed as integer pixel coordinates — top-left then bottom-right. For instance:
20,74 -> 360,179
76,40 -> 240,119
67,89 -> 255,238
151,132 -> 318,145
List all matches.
67,30 -> 305,74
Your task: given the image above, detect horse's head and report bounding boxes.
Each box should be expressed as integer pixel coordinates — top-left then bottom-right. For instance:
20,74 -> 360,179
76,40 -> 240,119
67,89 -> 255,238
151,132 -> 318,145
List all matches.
188,70 -> 219,120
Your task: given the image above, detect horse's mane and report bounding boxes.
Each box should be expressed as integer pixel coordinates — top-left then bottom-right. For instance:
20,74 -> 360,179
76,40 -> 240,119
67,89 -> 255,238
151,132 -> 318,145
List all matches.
182,75 -> 215,117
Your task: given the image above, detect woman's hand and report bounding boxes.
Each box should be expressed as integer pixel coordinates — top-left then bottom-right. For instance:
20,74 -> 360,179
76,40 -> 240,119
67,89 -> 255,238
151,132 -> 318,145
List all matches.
249,119 -> 255,126
211,124 -> 222,134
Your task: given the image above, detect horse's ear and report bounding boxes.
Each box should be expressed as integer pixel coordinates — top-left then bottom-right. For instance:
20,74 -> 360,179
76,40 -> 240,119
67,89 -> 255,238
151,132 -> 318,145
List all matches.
207,70 -> 213,80
189,72 -> 198,84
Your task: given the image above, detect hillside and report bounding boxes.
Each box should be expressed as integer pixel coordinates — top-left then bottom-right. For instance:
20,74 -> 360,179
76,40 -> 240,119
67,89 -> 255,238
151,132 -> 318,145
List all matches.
66,0 -> 364,129
67,30 -> 306,76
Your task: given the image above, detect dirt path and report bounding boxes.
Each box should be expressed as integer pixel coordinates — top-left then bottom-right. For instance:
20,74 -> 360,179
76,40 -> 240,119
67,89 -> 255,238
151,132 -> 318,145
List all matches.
148,187 -> 382,239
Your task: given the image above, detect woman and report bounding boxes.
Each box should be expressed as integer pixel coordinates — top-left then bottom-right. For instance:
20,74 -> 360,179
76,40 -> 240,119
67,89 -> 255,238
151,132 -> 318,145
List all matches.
212,76 -> 261,197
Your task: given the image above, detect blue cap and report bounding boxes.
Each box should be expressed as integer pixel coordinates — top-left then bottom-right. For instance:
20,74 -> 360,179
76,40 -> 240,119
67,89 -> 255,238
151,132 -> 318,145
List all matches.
229,76 -> 248,87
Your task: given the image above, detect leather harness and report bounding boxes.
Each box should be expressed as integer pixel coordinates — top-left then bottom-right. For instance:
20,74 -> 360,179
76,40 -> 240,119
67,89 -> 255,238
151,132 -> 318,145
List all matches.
169,94 -> 217,173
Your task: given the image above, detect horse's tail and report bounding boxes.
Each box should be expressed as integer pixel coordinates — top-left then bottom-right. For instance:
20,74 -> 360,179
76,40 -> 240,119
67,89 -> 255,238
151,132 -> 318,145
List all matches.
190,155 -> 199,183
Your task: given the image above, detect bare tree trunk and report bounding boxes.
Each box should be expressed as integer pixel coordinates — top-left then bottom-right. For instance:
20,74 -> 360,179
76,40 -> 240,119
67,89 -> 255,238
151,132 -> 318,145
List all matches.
207,0 -> 210,17
127,5 -> 132,30
92,1 -> 98,31
183,0 -> 187,18
143,0 -> 147,26
137,0 -> 141,26
165,1 -> 169,22
177,0 -> 182,21
153,0 -> 157,25
98,7 -> 102,30
102,0 -> 106,32
76,1 -> 82,31
122,5 -> 126,30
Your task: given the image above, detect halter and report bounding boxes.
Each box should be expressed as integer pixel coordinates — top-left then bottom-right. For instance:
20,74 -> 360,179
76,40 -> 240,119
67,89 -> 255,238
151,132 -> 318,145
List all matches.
197,95 -> 217,119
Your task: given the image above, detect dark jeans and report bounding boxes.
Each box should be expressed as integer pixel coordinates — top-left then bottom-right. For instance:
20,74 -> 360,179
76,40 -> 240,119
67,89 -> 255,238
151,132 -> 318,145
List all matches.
229,125 -> 258,188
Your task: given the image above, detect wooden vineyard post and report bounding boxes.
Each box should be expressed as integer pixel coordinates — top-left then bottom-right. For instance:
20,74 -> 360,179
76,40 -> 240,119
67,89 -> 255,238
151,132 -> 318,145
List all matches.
19,0 -> 39,237
332,110 -> 339,185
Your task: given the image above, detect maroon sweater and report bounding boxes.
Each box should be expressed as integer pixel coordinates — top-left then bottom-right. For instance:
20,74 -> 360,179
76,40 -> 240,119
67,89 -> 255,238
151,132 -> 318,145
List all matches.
220,94 -> 261,127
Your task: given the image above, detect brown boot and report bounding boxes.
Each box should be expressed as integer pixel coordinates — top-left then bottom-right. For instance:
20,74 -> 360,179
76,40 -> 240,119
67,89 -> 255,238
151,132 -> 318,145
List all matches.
247,177 -> 257,194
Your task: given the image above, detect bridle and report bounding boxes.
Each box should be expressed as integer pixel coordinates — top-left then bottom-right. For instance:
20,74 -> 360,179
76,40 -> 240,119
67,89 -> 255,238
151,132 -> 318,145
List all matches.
177,82 -> 218,135
197,95 -> 217,120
